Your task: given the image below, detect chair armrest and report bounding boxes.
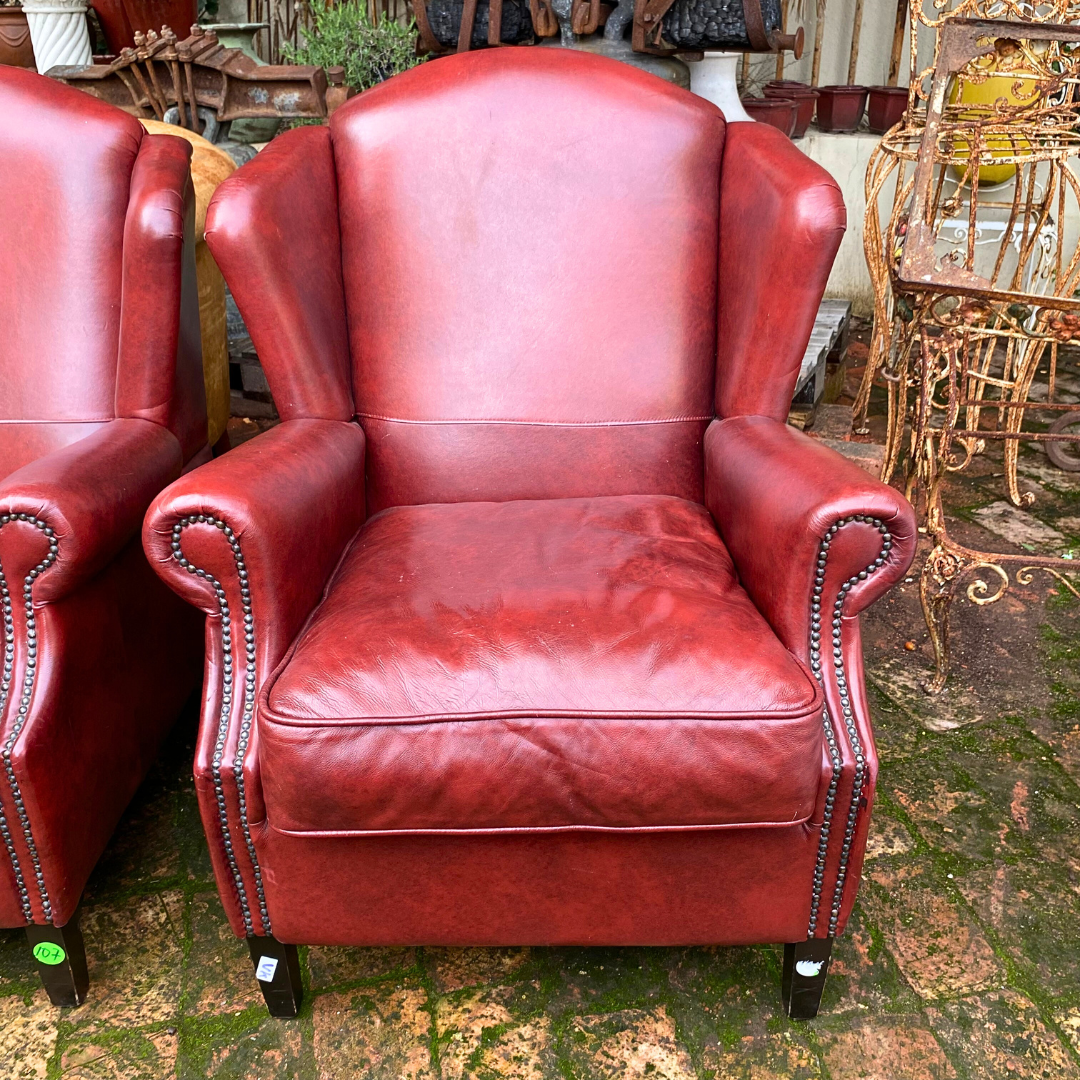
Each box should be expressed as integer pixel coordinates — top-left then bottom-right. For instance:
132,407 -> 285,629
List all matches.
143,418 -> 367,676
706,415 -> 916,941
204,126 -> 353,422
716,123 -> 846,422
0,419 -> 182,604
704,416 -> 916,662
142,417 -> 365,938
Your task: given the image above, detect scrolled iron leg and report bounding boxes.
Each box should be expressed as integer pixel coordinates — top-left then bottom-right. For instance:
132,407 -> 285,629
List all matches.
782,937 -> 833,1020
26,917 -> 89,1008
248,935 -> 302,1017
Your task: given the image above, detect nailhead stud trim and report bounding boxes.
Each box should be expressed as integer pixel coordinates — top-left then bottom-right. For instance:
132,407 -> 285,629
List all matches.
172,516 -> 271,937
807,515 -> 892,938
0,514 -> 57,923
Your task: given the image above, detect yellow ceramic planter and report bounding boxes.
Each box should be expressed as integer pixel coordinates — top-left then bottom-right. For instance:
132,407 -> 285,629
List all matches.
948,51 -> 1038,187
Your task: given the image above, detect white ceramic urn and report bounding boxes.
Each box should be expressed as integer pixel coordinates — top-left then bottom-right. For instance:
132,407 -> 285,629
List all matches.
22,0 -> 92,75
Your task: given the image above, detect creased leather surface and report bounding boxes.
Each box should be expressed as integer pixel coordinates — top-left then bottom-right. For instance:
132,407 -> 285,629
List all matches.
259,825 -> 821,946
362,418 -> 708,513
332,48 -> 721,504
0,67 -> 142,425
715,123 -> 846,421
262,495 -> 821,833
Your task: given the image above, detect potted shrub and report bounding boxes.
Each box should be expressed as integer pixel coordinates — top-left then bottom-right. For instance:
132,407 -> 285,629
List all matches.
282,0 -> 421,94
0,1 -> 35,68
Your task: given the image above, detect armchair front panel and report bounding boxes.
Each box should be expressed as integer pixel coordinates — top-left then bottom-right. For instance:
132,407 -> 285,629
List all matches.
0,68 -> 142,427
331,49 -> 723,511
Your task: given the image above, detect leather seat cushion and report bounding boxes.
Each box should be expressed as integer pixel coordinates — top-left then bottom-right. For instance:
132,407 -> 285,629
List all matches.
261,495 -> 823,834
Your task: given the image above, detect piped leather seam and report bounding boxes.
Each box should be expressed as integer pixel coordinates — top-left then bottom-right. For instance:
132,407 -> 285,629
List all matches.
806,515 -> 893,939
171,515 -> 272,938
355,413 -> 714,427
266,816 -> 816,839
0,514 -> 57,924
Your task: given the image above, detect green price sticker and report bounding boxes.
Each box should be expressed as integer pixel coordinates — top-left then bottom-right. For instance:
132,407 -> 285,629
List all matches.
32,942 -> 66,966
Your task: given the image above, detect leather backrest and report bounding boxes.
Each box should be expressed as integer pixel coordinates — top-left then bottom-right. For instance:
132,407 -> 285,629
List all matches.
330,49 -> 723,512
0,68 -> 142,456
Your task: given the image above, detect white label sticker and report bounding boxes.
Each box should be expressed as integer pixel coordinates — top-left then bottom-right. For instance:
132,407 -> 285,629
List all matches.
255,956 -> 279,982
795,959 -> 825,978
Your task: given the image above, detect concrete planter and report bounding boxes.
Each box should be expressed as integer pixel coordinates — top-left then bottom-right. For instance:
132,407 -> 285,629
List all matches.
21,0 -> 90,74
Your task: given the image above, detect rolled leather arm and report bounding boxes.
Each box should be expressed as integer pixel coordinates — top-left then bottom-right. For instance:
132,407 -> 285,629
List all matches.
704,416 -> 916,661
705,416 -> 916,941
142,418 -> 365,938
0,419 -> 183,604
143,418 -> 367,677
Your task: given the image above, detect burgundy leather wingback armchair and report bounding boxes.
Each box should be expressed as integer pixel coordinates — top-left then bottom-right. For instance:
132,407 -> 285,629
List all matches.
145,48 -> 916,1019
0,68 -> 206,1005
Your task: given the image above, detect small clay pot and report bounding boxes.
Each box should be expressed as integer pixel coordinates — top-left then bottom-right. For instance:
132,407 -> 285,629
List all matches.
741,96 -> 798,137
866,85 -> 908,134
0,7 -> 35,68
763,84 -> 818,138
765,79 -> 809,91
815,85 -> 868,133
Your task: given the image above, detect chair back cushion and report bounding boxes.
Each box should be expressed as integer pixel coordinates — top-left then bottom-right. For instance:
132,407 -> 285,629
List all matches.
0,69 -> 142,473
330,49 -> 723,511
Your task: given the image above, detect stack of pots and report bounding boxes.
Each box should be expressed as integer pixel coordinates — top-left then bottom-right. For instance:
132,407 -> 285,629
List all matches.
740,95 -> 800,137
762,80 -> 818,138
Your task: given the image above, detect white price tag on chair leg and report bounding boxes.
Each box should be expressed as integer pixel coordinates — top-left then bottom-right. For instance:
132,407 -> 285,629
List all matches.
255,956 -> 279,982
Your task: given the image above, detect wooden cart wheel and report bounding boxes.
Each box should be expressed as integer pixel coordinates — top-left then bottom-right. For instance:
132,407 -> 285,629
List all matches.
1046,411 -> 1080,472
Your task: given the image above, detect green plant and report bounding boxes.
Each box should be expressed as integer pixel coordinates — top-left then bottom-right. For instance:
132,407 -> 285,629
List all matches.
283,1 -> 422,92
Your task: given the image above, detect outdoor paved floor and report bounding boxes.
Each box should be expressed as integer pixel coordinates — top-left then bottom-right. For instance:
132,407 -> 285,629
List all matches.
3,398 -> 1080,1078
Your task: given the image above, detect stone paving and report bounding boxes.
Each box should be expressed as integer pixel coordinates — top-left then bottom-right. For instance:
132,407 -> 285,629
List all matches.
2,420 -> 1080,1078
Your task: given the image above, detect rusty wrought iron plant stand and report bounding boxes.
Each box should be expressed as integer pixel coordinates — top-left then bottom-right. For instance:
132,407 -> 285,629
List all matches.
857,5 -> 1080,692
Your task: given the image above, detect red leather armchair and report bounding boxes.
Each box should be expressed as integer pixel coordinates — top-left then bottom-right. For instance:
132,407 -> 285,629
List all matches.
0,68 -> 206,1005
144,48 -> 916,1019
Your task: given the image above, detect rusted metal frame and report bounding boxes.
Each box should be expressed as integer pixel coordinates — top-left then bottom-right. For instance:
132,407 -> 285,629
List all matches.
898,18 -> 1080,310
123,49 -> 165,117
571,0 -> 603,36
530,0 -> 559,36
743,0 -> 771,51
411,0 -> 448,54
632,0 -> 677,55
457,0 -> 479,51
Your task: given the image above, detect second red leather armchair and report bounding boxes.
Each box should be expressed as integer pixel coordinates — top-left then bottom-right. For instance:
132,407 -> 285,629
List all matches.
0,68 -> 207,1005
144,48 -> 916,1019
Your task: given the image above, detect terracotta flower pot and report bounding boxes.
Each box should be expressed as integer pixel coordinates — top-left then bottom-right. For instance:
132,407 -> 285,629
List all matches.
763,84 -> 818,138
0,6 -> 35,67
765,79 -> 809,91
866,85 -> 908,134
741,96 -> 798,138
815,85 -> 868,133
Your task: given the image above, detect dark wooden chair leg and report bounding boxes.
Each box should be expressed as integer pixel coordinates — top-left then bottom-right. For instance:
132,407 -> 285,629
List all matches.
248,935 -> 302,1017
26,917 -> 89,1008
782,937 -> 833,1020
